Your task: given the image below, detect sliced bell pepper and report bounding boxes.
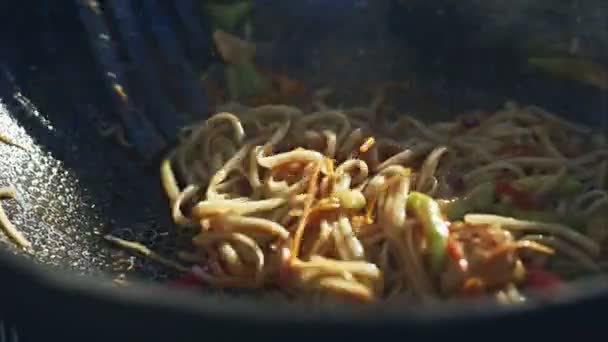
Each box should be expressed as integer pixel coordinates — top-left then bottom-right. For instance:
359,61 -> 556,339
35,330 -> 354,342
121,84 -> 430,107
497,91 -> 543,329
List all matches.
203,1 -> 254,32
445,181 -> 496,220
168,272 -> 203,289
525,267 -> 563,289
512,175 -> 583,196
495,182 -> 536,210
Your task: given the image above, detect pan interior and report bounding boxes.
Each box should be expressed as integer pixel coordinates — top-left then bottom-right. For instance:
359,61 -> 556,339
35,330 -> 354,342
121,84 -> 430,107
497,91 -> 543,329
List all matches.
0,78 -> 177,282
0,0 -> 606,301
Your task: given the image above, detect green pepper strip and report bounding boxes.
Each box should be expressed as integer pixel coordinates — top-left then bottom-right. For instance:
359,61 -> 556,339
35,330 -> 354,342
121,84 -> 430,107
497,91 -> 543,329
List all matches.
227,61 -> 270,99
445,181 -> 495,221
407,192 -> 450,275
203,1 -> 254,32
489,204 -> 587,232
511,175 -> 582,196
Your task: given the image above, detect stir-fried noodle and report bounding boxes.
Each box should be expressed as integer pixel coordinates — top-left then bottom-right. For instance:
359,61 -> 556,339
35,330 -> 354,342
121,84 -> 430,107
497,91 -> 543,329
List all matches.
155,100 -> 606,304
0,187 -> 31,249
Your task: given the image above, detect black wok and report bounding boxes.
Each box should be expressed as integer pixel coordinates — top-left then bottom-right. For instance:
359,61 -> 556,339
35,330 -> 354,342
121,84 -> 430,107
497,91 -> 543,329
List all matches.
0,1 -> 607,341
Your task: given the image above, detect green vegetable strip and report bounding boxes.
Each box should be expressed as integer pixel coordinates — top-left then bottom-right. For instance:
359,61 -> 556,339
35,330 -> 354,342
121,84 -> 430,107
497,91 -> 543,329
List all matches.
407,192 -> 450,275
444,178 -> 588,231
445,181 -> 495,220
203,1 -> 254,32
511,175 -> 582,195
234,61 -> 270,98
489,205 -> 587,232
204,0 -> 269,99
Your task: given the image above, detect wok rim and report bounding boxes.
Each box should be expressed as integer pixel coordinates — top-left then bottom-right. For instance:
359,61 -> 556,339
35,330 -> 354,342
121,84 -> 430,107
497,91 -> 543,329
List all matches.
1,248 -> 607,328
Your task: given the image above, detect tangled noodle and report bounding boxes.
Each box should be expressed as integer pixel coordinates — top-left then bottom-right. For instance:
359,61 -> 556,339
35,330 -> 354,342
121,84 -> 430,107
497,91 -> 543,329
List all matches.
156,98 -> 607,304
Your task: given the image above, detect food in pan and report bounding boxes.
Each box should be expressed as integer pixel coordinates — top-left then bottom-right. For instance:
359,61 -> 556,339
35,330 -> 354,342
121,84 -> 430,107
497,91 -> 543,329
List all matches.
0,133 -> 30,249
0,132 -> 28,151
0,186 -> 31,249
154,99 -> 607,304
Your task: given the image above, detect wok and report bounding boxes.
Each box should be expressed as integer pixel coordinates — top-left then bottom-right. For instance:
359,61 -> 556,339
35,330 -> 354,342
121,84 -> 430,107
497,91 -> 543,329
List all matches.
0,1 -> 607,340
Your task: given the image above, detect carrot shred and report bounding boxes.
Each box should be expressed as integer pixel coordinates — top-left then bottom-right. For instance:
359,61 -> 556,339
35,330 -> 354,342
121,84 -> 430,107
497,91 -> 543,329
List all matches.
290,161 -> 322,258
359,137 -> 375,153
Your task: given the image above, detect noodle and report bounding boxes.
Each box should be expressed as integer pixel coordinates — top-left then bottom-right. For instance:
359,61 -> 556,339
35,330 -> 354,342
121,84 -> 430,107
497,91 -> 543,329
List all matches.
521,234 -> 600,272
0,187 -> 31,249
464,214 -> 599,256
104,235 -> 187,272
0,132 -> 28,151
113,98 -> 608,305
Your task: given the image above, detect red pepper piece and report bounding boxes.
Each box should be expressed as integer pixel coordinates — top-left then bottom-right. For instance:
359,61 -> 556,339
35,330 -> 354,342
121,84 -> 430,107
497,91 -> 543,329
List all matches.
495,182 -> 537,210
167,273 -> 202,289
525,267 -> 563,289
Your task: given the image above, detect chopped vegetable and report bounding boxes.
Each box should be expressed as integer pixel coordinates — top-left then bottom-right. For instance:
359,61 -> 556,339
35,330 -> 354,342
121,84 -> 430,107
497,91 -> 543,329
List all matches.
446,179 -> 587,230
168,272 -> 203,289
226,62 -> 270,99
508,208 -> 586,232
525,267 -> 563,289
407,192 -> 450,274
468,182 -> 496,209
213,30 -> 270,100
444,181 -> 495,220
528,57 -> 608,90
495,182 -> 536,210
487,203 -> 587,232
213,30 -> 255,65
359,137 -> 375,153
512,175 -> 582,196
446,238 -> 467,272
461,117 -> 480,129
203,1 -> 254,32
